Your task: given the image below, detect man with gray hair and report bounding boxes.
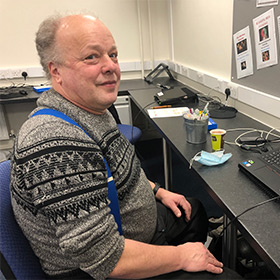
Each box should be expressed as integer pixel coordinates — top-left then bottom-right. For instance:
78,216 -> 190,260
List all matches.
10,14 -> 241,280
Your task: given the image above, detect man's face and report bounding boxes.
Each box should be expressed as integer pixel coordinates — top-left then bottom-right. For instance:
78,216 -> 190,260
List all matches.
51,15 -> 121,114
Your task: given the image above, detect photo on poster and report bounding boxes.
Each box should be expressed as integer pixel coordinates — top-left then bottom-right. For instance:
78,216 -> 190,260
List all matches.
241,60 -> 247,70
236,39 -> 248,54
259,25 -> 269,41
262,50 -> 270,61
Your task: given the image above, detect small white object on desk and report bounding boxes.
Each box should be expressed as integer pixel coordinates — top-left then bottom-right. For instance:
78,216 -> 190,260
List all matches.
148,107 -> 189,118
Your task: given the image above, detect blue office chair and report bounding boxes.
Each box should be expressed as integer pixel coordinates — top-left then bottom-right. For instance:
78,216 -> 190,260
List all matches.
117,124 -> 142,144
108,104 -> 142,144
0,160 -> 47,280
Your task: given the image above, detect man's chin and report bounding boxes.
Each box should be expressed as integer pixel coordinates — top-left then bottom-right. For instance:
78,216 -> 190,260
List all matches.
107,92 -> 118,105
105,100 -> 117,109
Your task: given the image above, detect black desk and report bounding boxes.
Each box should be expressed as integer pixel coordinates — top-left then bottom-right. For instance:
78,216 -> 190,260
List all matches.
129,87 -> 280,278
0,87 -> 40,104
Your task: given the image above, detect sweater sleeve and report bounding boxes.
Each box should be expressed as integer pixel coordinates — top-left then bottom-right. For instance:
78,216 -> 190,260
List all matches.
55,206 -> 125,279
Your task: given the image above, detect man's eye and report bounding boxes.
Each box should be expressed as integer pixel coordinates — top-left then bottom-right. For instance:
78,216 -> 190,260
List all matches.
85,54 -> 96,60
110,53 -> 118,59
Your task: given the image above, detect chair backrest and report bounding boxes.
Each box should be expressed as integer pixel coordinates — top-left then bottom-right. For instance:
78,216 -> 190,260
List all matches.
117,124 -> 142,144
0,160 -> 47,279
108,103 -> 142,144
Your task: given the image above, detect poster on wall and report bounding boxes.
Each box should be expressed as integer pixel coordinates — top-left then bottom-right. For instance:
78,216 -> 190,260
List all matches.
233,26 -> 254,79
253,8 -> 278,69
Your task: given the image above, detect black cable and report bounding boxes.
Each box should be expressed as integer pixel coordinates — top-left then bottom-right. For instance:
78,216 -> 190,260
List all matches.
198,94 -> 221,110
225,195 -> 280,232
238,135 -> 275,153
240,143 -> 264,154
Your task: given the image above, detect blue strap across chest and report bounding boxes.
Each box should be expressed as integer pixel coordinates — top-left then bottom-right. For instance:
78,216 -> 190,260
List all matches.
31,108 -> 123,235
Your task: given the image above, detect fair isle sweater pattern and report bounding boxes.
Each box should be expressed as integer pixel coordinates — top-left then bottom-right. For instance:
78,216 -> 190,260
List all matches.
11,118 -> 140,225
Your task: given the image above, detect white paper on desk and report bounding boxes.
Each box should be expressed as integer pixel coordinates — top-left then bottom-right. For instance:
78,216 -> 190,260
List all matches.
148,107 -> 189,118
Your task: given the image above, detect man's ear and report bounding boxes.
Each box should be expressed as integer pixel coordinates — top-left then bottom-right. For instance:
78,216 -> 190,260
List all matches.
48,62 -> 62,84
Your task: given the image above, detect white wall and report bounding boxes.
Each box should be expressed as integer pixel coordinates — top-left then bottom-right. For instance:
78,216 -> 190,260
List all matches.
0,0 -> 170,79
171,0 -> 233,80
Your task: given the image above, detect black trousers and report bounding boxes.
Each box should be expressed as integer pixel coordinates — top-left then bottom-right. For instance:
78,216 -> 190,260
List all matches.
144,198 -> 242,279
150,198 -> 208,246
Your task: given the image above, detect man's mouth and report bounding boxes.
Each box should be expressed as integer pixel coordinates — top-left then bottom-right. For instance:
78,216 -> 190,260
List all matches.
100,80 -> 116,87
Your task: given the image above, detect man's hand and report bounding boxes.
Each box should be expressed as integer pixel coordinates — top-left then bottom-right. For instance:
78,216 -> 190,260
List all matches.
156,187 -> 192,221
178,242 -> 223,274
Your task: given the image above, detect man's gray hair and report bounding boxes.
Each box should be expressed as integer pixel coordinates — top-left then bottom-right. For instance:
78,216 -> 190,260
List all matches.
35,14 -> 64,80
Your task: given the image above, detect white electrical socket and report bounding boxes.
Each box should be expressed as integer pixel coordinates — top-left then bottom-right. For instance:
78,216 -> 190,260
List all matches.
168,61 -> 175,71
177,64 -> 182,74
9,68 -> 28,79
0,68 -> 28,79
217,79 -> 226,93
0,69 -> 10,79
174,63 -> 181,73
196,72 -> 204,83
181,66 -> 188,77
0,66 -> 45,80
228,83 -> 239,99
0,71 -> 5,79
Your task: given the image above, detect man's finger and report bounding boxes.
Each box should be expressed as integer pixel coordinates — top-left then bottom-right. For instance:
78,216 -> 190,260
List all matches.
179,200 -> 191,221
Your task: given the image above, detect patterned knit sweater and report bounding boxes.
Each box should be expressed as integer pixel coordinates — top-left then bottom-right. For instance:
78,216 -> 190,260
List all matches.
10,89 -> 157,280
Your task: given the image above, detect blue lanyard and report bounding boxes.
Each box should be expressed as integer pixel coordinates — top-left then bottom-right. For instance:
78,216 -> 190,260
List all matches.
31,108 -> 123,235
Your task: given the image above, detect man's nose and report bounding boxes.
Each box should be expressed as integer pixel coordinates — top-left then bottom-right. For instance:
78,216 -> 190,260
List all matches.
101,55 -> 119,73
